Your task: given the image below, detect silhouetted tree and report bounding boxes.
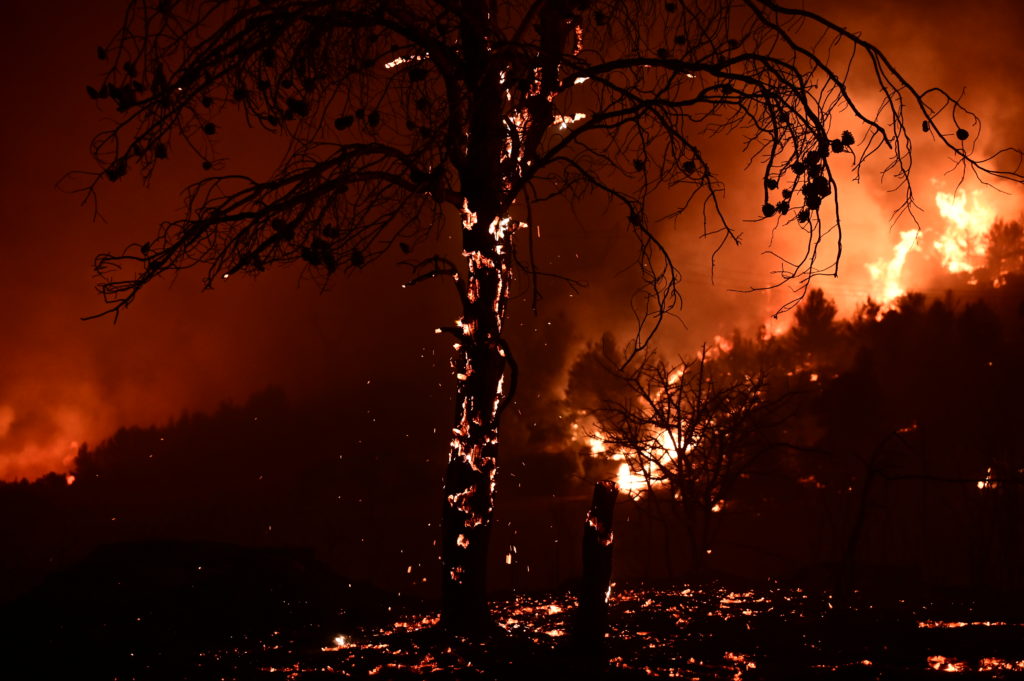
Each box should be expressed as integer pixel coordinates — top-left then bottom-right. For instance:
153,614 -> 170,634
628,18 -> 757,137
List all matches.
591,349 -> 784,574
983,219 -> 1024,286
76,0 -> 1022,629
790,287 -> 841,364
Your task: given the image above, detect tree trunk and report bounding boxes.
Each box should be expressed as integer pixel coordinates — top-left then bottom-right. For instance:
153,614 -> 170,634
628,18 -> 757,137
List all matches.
439,0 -> 573,632
573,480 -> 619,647
440,200 -> 512,632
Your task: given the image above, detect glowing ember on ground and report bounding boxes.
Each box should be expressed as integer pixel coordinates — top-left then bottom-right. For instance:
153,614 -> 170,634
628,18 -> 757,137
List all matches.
979,658 -> 1024,671
615,461 -> 653,497
320,634 -> 351,651
976,467 -> 999,491
917,620 -> 1015,629
192,583 -> 1024,678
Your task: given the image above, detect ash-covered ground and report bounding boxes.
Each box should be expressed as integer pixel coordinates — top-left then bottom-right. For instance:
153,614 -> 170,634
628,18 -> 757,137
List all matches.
4,541 -> 1022,680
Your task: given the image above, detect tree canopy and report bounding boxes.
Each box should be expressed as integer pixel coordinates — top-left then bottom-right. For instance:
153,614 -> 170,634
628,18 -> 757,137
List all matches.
80,0 -> 1021,324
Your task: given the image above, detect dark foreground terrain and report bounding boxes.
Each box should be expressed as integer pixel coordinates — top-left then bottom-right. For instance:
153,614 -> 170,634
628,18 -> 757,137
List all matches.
3,541 -> 1023,680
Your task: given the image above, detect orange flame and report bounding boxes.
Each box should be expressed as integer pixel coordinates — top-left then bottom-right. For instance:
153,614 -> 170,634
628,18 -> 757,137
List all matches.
865,189 -> 999,308
866,229 -> 920,304
933,190 -> 996,274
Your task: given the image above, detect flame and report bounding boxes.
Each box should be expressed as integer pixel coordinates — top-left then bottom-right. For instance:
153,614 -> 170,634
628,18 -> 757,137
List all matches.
320,634 -> 352,651
979,658 -> 1024,672
616,461 -> 652,496
709,335 -> 734,357
581,351 -> 712,497
583,426 -> 662,496
918,620 -> 1011,629
866,229 -> 920,304
933,190 -> 996,273
927,655 -> 970,672
552,113 -> 586,129
864,189 -> 999,308
383,54 -> 428,70
599,436 -> 675,498
760,315 -> 792,340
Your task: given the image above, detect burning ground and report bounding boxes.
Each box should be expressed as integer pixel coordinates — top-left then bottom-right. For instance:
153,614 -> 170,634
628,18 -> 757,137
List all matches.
5,577 -> 1024,679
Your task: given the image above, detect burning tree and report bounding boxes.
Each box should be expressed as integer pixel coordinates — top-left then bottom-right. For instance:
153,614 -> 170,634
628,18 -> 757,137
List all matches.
590,349 -> 785,575
76,0 -> 1021,630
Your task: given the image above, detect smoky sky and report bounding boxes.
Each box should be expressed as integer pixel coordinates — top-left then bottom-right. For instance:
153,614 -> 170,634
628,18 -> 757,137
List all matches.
0,0 -> 1022,479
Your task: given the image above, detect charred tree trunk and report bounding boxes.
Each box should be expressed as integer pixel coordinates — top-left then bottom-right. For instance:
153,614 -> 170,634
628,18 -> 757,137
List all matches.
439,202 -> 512,631
573,480 -> 619,648
439,1 -> 573,632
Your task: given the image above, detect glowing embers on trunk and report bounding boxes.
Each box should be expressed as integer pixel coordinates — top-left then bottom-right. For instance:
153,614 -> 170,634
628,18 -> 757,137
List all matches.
460,199 -> 478,231
925,655 -> 1019,667
383,54 -> 428,70
446,484 -> 487,528
552,113 -> 586,129
585,508 -> 614,546
917,620 -> 1018,629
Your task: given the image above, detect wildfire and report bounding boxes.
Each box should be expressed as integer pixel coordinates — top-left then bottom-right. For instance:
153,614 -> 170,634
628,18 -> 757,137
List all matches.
866,229 -> 919,304
580,185 -> 1006,502
584,427 -> 650,495
760,315 -> 792,340
933,190 -> 996,274
582,426 -> 674,498
866,189 -> 999,306
613,462 -> 647,496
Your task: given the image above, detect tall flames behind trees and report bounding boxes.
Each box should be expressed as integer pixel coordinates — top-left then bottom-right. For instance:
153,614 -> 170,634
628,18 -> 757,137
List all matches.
77,0 -> 1022,630
569,204 -> 1024,583
867,188 -> 1007,307
582,344 -> 791,575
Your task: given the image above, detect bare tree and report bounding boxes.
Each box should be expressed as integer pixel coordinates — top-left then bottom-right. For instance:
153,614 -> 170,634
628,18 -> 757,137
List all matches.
74,0 -> 1021,630
592,349 -> 785,574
